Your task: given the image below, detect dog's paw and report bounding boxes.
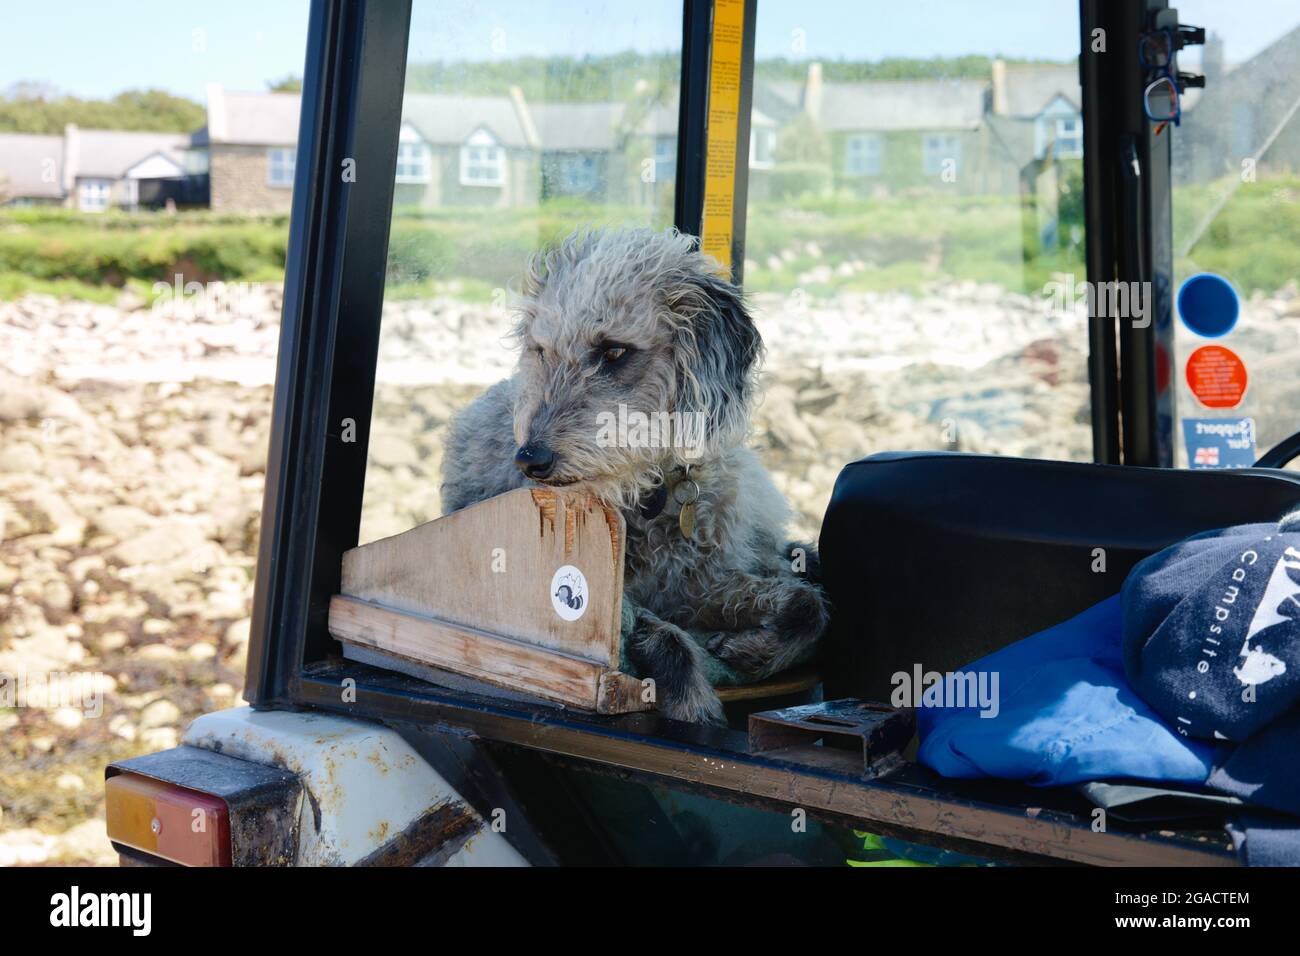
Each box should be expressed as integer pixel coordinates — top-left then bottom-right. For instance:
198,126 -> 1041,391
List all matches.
660,672 -> 726,725
706,628 -> 783,675
627,609 -> 726,725
771,582 -> 832,644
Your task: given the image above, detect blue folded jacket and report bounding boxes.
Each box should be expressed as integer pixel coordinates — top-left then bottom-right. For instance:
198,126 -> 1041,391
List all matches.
916,594 -> 1216,786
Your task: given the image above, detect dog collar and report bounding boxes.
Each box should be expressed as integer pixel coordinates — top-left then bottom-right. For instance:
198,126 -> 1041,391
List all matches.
638,466 -> 690,521
636,470 -> 701,540
638,482 -> 669,520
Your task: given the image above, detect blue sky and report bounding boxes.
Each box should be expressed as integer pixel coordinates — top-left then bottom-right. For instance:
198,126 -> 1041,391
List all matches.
2,1 -> 313,100
2,0 -> 1297,101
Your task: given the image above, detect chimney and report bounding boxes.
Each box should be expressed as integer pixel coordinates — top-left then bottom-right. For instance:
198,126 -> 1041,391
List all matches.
509,85 -> 540,150
991,59 -> 1009,115
1201,32 -> 1224,81
805,62 -> 824,121
206,83 -> 227,142
62,123 -> 79,198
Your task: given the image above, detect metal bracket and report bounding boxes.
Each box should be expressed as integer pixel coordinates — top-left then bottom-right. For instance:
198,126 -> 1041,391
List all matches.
748,699 -> 915,778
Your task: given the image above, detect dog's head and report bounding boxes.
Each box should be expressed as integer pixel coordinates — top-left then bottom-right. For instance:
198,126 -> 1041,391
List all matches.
508,227 -> 762,506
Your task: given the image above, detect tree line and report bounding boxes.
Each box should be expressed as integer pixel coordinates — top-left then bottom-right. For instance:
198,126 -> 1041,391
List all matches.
0,54 -> 1067,134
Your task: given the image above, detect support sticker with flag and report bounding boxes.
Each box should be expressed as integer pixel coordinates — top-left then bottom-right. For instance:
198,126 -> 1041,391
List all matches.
1182,417 -> 1256,469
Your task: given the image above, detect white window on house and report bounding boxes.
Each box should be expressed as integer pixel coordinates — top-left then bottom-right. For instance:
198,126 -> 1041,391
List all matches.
395,124 -> 431,183
1034,97 -> 1083,160
459,129 -> 506,187
750,127 -> 776,169
653,137 -> 676,184
844,134 -> 883,176
78,178 -> 112,212
1053,116 -> 1083,158
267,148 -> 296,188
922,134 -> 961,176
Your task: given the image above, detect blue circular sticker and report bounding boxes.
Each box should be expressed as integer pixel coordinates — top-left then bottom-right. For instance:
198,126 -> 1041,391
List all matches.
1177,273 -> 1239,338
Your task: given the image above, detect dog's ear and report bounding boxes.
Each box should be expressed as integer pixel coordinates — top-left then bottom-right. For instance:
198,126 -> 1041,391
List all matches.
670,271 -> 763,449
519,245 -> 550,300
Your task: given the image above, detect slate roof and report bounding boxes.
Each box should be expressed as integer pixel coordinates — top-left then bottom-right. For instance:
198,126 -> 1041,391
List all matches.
0,133 -> 64,198
401,92 -> 535,148
817,79 -> 989,131
530,102 -> 626,151
206,89 -> 301,146
74,130 -> 192,178
1001,64 -> 1080,118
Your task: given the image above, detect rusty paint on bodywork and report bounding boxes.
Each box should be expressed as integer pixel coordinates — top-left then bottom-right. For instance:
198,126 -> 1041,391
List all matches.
354,800 -> 483,867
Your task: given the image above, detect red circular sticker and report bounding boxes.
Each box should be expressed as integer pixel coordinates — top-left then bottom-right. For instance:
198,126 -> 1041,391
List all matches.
1185,345 -> 1247,408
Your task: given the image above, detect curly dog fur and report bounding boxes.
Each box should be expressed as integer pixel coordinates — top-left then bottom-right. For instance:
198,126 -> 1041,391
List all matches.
440,227 -> 830,722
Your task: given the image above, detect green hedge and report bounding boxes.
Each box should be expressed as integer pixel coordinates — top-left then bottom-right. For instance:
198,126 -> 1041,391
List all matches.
0,219 -> 288,285
0,206 -> 289,231
0,205 -> 659,291
2,176 -> 1295,299
764,163 -> 833,200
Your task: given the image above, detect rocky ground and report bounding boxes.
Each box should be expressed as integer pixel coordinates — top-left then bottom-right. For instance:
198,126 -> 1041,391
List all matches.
357,281 -> 1100,543
2,275 -> 1297,864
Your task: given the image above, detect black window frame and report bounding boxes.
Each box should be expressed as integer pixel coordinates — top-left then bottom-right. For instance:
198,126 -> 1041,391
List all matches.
243,0 -> 1207,864
247,0 -> 765,711
1081,0 -> 1179,466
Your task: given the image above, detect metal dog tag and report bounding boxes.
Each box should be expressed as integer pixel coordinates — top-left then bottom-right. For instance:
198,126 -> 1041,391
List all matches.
678,501 -> 696,540
673,478 -> 700,540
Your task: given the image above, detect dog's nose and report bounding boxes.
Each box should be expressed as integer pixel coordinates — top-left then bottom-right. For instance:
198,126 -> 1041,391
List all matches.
515,443 -> 556,480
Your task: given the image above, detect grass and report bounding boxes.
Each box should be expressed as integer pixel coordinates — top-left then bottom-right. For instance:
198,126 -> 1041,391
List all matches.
743,188 -> 1085,296
0,272 -> 131,303
1174,174 -> 1300,294
2,173 -> 1296,304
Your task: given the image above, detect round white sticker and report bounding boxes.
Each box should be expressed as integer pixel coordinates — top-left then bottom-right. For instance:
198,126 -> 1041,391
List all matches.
550,565 -> 588,622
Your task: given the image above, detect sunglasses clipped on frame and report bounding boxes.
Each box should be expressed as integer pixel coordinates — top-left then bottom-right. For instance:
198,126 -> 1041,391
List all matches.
1139,27 -> 1183,134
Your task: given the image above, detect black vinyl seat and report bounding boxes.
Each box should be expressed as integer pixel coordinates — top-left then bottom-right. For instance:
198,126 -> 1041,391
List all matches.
818,452 -> 1300,703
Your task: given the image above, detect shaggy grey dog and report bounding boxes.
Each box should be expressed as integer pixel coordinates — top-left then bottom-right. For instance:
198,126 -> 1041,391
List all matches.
440,228 -> 830,722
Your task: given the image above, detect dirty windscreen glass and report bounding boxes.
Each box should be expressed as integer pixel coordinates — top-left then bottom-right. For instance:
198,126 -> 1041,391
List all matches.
360,0 -> 682,543
361,0 -> 1091,546
1167,1 -> 1300,470
741,0 -> 1088,538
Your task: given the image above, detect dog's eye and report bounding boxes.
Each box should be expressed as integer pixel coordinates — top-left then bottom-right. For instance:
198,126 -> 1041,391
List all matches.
601,346 -> 628,365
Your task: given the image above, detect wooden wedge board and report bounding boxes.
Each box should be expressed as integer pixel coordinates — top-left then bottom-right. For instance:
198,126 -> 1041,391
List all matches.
328,488 -> 650,713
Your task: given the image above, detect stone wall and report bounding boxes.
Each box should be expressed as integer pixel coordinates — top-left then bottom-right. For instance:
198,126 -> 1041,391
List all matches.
209,144 -> 294,213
